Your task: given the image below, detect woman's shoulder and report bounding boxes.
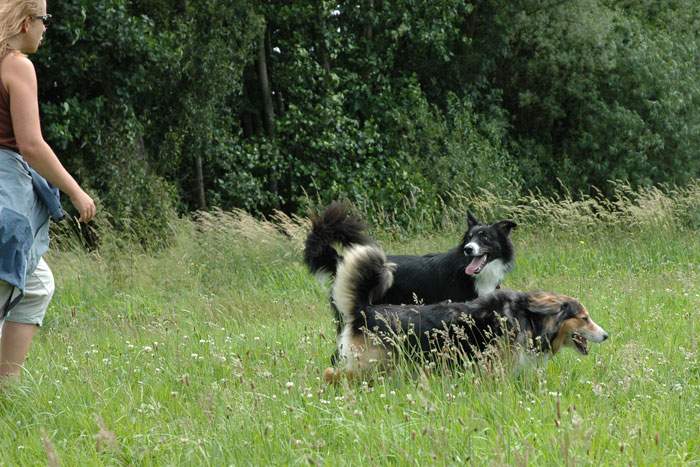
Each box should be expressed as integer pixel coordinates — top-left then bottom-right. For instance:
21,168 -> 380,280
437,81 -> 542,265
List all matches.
1,51 -> 36,84
3,50 -> 33,70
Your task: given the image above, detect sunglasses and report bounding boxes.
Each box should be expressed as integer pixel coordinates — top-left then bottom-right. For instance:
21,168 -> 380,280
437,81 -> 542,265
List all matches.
31,14 -> 52,26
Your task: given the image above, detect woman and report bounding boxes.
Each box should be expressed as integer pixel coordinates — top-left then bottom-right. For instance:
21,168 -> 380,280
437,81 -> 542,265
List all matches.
0,0 -> 96,381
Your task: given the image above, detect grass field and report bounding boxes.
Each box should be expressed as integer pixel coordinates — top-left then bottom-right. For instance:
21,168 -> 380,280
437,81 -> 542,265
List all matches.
1,201 -> 699,465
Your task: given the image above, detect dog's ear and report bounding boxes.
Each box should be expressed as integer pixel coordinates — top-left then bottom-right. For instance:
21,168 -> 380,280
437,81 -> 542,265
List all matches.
528,304 -> 558,315
559,301 -> 573,315
527,299 -> 559,315
495,220 -> 517,236
556,301 -> 579,322
527,294 -> 569,316
467,212 -> 480,229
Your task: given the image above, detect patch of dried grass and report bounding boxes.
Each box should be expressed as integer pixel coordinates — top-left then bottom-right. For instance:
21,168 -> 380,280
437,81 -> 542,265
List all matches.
194,208 -> 309,251
94,415 -> 119,453
191,181 -> 699,251
40,429 -> 60,467
449,180 -> 700,231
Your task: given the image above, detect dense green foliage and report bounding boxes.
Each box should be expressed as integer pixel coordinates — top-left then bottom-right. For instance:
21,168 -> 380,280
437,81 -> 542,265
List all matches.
33,0 -> 700,238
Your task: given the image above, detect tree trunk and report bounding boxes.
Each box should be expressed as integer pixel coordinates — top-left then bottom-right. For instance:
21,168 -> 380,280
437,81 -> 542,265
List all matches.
241,112 -> 254,138
256,23 -> 279,205
257,24 -> 275,138
316,2 -> 332,74
364,0 -> 374,42
194,152 -> 206,210
264,27 -> 285,116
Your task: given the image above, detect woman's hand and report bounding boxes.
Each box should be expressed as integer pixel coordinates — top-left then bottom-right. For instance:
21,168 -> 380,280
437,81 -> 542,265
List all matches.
70,189 -> 96,223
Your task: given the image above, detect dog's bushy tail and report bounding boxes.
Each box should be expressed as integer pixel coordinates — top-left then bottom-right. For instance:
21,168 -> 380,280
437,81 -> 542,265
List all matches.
303,202 -> 371,281
332,244 -> 395,326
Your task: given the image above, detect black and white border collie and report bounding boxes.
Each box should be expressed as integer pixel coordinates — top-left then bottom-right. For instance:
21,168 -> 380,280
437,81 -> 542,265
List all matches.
323,244 -> 609,383
304,201 -> 517,309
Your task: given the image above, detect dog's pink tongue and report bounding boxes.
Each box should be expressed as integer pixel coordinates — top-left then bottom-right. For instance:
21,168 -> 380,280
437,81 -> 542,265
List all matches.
465,255 -> 487,276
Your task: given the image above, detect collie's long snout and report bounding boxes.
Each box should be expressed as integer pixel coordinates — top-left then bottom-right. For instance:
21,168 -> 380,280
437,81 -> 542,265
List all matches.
581,319 -> 609,343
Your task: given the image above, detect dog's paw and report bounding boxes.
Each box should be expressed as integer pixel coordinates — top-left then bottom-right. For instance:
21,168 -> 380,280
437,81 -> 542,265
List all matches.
323,367 -> 339,384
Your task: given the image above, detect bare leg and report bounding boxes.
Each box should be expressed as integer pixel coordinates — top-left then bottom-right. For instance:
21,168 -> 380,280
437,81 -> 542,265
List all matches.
0,321 -> 38,379
0,259 -> 53,382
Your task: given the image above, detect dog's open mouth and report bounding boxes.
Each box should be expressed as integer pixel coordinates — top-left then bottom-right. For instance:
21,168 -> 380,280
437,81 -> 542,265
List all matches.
571,333 -> 588,355
465,255 -> 488,276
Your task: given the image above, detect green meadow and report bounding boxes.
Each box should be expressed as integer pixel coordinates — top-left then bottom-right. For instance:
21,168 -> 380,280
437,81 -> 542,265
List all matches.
1,188 -> 699,465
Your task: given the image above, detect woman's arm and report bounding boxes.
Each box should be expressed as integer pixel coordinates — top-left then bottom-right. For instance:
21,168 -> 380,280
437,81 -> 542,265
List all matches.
3,53 -> 95,222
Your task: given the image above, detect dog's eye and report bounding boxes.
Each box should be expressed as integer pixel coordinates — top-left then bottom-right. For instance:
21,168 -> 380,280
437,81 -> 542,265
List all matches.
480,232 -> 489,240
581,316 -> 589,322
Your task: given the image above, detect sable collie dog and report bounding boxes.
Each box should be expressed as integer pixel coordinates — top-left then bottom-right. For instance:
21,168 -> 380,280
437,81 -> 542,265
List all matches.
304,202 -> 517,319
323,244 -> 609,383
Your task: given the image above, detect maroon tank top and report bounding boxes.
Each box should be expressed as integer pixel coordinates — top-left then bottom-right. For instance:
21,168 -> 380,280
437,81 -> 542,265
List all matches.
0,51 -> 19,151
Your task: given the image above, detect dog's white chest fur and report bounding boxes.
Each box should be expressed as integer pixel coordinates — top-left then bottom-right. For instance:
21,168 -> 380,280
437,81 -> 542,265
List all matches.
474,259 -> 509,296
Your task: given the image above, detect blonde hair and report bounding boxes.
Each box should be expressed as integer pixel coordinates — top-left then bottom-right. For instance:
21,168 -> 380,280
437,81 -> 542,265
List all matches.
0,0 -> 43,57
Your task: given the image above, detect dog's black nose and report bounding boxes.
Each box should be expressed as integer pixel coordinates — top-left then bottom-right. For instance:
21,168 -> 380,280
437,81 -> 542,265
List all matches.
465,246 -> 474,256
602,332 -> 609,341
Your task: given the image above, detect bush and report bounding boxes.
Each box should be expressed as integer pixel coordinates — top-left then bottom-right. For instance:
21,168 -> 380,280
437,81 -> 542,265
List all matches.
71,109 -> 176,246
490,1 -> 700,194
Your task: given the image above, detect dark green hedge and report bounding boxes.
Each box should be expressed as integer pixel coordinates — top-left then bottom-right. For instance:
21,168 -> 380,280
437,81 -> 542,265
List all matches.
33,0 -> 700,239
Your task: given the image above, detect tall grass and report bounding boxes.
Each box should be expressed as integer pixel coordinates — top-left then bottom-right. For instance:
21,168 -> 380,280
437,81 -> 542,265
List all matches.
0,185 -> 698,465
447,180 -> 700,231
